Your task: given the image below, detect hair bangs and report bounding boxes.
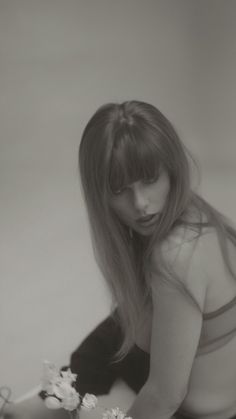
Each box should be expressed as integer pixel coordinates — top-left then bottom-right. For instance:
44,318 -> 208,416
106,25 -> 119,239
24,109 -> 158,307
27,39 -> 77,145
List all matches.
109,126 -> 162,194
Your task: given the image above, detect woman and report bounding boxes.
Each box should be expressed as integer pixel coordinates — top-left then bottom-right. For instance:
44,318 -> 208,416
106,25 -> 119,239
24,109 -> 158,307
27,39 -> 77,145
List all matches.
4,100 -> 236,418
78,100 -> 236,419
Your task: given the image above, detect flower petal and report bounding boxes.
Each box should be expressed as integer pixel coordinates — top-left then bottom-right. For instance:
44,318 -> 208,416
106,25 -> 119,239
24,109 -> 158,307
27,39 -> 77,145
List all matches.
60,369 -> 77,384
45,396 -> 62,410
81,393 -> 98,410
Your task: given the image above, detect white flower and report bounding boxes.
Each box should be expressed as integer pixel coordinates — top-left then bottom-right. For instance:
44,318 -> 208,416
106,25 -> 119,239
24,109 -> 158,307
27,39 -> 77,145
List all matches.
81,393 -> 98,410
52,381 -> 80,411
102,407 -> 128,419
45,396 -> 62,410
53,381 -> 73,399
60,369 -> 77,384
41,361 -> 132,417
42,361 -> 58,382
41,361 -> 61,394
61,389 -> 80,411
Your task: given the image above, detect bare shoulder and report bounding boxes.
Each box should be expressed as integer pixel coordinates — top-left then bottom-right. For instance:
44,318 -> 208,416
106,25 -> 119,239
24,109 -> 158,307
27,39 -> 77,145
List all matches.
152,224 -> 219,270
150,225 -> 220,311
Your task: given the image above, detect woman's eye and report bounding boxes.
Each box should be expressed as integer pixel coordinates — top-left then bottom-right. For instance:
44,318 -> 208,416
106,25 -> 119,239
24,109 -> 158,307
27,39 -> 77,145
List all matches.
113,187 -> 126,196
143,176 -> 158,185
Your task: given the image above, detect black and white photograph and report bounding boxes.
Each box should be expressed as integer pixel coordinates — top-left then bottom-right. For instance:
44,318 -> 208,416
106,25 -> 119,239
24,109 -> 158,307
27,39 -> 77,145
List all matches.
1,1 -> 236,418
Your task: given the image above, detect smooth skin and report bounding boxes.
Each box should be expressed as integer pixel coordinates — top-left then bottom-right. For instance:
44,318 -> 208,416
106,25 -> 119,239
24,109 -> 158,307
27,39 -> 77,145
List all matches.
109,170 -> 170,237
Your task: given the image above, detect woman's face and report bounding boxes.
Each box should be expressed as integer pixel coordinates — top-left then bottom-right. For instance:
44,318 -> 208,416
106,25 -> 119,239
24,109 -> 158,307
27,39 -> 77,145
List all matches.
109,170 -> 170,236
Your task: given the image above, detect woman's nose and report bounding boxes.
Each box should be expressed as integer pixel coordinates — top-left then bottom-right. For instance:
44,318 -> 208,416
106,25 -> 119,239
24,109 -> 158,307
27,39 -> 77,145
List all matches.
132,186 -> 149,212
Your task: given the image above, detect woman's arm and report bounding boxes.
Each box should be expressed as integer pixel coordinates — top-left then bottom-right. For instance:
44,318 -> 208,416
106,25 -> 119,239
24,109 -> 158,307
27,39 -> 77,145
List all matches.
127,236 -> 208,419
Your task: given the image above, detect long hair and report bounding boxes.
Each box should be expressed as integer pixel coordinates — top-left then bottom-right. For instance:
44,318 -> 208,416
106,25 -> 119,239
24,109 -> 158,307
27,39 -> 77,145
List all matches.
78,100 -> 236,359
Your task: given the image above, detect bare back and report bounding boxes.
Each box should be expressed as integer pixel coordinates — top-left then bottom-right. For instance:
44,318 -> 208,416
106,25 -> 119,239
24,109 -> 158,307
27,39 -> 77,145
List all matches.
135,226 -> 236,418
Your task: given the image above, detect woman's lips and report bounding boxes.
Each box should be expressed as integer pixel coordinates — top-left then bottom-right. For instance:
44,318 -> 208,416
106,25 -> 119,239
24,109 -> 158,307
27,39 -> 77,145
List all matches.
136,213 -> 159,226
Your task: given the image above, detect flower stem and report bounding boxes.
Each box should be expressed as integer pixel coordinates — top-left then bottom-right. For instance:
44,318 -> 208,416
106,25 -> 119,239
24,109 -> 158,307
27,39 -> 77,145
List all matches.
68,411 -> 78,419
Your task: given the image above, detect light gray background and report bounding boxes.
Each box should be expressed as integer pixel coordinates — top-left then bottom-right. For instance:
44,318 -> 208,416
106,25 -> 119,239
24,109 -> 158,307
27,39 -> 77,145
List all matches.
1,0 -> 236,398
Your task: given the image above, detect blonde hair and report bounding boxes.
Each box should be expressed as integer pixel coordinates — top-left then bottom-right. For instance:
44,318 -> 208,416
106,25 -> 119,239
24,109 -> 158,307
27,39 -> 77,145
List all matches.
79,100 -> 236,359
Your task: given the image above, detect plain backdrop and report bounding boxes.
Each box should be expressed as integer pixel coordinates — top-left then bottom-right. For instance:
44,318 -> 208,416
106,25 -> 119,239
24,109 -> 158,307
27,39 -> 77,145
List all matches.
1,0 -> 236,398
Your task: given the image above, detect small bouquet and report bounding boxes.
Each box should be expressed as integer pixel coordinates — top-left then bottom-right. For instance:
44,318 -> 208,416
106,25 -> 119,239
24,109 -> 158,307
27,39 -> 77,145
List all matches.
41,361 -> 132,419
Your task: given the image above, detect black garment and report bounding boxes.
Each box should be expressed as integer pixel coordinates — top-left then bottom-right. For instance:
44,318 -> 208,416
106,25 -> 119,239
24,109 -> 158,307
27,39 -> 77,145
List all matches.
69,313 -> 150,396
39,312 -> 150,399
